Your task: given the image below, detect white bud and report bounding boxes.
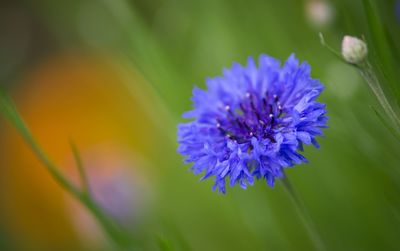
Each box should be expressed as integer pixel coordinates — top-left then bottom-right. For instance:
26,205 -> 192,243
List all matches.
341,35 -> 368,64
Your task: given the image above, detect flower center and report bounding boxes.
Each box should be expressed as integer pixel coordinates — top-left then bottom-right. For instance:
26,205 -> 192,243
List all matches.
216,92 -> 284,143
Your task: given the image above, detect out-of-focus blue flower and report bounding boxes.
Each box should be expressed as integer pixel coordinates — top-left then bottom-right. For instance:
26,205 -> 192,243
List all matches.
178,54 -> 327,193
396,0 -> 400,24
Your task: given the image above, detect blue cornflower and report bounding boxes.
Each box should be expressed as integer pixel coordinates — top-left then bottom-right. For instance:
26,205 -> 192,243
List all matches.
178,54 -> 327,193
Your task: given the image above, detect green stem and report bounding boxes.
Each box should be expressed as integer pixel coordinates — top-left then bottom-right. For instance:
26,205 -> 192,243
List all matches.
0,92 -> 82,198
0,90 -> 131,250
371,106 -> 400,141
281,176 -> 327,251
78,193 -> 132,250
319,33 -> 343,61
357,62 -> 400,131
70,141 -> 91,195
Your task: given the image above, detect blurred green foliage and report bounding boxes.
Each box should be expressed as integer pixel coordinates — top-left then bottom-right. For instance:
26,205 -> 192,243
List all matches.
1,0 -> 400,250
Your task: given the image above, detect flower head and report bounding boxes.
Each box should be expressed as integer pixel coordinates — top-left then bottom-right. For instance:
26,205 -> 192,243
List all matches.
178,54 -> 327,193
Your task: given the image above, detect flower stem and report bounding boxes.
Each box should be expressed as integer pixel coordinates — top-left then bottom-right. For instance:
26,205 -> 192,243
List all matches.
281,176 -> 327,251
0,89 -> 131,250
0,91 -> 82,197
70,140 -> 91,195
357,62 -> 400,131
78,193 -> 132,250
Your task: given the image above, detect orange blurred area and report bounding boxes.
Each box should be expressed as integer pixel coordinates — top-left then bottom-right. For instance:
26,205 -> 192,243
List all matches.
0,52 -> 157,251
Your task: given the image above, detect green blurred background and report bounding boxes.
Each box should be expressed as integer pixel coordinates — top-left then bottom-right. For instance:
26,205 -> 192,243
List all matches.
0,0 -> 400,250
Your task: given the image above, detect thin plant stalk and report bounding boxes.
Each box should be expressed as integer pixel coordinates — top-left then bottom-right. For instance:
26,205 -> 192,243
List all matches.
0,93 -> 81,197
281,176 -> 327,251
70,141 -> 91,195
0,90 -> 131,250
356,62 -> 400,130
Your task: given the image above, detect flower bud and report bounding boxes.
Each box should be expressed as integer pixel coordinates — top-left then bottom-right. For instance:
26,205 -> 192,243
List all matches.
341,35 -> 368,64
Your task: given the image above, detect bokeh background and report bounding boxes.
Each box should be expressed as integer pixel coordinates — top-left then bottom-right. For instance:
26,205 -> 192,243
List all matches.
0,0 -> 400,250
